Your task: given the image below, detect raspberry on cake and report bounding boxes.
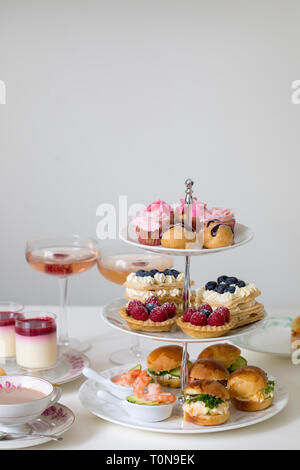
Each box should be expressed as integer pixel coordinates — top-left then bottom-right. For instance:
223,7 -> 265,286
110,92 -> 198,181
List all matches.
183,308 -> 197,323
145,296 -> 161,306
162,302 -> 177,318
176,305 -> 237,339
119,300 -> 180,332
197,304 -> 213,313
207,311 -> 226,327
190,312 -> 207,326
150,307 -> 168,323
127,300 -> 144,315
131,305 -> 149,321
124,269 -> 193,314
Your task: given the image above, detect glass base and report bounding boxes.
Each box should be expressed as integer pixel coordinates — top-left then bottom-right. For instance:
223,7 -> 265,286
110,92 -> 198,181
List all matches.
58,337 -> 90,353
0,358 -> 22,375
109,348 -> 147,365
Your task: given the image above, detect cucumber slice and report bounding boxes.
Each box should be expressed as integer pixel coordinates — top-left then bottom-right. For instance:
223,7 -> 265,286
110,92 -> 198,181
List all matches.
169,366 -> 181,377
170,361 -> 192,377
228,356 -> 247,373
126,395 -> 158,406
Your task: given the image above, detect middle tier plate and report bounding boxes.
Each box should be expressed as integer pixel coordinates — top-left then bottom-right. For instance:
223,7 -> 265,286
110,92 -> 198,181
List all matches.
101,298 -> 267,343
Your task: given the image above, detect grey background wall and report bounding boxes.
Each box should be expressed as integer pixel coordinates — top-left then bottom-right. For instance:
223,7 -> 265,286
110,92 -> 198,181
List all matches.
1,0 -> 300,310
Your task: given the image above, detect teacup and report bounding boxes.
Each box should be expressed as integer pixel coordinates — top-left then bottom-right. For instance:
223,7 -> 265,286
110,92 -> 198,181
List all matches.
0,375 -> 61,433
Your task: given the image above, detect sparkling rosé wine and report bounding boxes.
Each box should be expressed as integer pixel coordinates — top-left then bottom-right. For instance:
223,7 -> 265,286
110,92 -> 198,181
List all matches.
97,253 -> 173,285
26,246 -> 98,277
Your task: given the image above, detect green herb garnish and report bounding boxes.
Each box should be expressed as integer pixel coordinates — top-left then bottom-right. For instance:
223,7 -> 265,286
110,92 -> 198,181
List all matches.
184,394 -> 224,409
265,380 -> 275,396
147,368 -> 170,376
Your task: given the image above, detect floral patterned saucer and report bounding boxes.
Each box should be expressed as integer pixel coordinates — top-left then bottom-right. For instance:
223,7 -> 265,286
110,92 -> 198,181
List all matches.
1,346 -> 90,385
0,403 -> 74,449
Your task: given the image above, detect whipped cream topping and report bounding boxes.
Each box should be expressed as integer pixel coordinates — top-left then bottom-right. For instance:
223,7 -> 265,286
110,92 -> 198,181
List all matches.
126,272 -> 184,285
126,288 -> 181,300
196,283 -> 259,304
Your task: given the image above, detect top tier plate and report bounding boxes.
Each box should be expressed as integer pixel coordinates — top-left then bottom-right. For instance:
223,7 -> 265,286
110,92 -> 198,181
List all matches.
120,223 -> 253,256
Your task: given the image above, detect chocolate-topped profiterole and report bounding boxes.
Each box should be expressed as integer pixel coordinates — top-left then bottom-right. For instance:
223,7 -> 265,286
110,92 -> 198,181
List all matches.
204,220 -> 234,249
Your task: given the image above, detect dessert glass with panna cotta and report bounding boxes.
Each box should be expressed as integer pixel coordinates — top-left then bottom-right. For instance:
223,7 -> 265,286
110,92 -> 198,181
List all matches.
15,312 -> 57,371
0,302 -> 23,367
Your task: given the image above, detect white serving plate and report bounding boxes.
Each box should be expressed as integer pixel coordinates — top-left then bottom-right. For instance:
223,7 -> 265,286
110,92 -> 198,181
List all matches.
101,297 -> 267,344
119,223 -> 253,256
233,316 -> 293,357
0,403 -> 74,449
79,363 -> 288,434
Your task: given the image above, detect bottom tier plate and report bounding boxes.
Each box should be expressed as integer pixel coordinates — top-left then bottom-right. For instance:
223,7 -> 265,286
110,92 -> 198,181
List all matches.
78,363 -> 288,434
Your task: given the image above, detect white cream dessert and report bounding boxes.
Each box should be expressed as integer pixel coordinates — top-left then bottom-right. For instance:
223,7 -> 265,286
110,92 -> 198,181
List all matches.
15,316 -> 57,369
0,312 -> 18,359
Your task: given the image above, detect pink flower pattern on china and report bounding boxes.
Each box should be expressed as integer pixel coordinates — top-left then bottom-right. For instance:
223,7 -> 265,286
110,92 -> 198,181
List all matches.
42,405 -> 68,422
0,381 -> 22,390
63,352 -> 85,375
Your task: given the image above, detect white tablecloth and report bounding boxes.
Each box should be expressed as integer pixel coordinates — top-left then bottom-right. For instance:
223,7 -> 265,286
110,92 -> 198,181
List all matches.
24,306 -> 299,450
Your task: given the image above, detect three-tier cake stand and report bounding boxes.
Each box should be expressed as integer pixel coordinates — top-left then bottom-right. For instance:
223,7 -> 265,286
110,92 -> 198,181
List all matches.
79,179 -> 288,434
102,179 -> 265,393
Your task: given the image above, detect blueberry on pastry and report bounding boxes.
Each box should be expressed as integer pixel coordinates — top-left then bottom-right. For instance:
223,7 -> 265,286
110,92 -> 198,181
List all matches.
204,220 -> 234,249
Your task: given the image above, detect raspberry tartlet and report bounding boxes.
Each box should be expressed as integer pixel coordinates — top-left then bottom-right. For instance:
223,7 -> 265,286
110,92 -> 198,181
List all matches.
119,298 -> 180,332
176,305 -> 237,338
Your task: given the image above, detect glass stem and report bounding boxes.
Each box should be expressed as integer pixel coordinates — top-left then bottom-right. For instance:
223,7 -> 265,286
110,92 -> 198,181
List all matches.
58,277 -> 69,347
130,336 -> 142,359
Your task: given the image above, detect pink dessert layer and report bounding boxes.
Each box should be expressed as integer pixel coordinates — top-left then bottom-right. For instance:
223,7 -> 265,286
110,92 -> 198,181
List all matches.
15,331 -> 57,343
0,312 -> 17,327
15,317 -> 56,337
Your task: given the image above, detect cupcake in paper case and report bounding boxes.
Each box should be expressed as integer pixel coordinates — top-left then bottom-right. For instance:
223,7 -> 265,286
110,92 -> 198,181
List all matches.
175,197 -> 207,232
206,207 -> 235,230
132,200 -> 174,246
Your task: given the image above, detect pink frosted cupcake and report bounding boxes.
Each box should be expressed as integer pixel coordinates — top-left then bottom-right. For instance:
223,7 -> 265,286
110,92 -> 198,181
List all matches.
206,208 -> 235,229
133,200 -> 174,246
175,198 -> 207,232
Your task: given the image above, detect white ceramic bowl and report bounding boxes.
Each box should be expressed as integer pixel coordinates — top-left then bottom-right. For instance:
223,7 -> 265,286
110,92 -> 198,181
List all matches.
0,376 -> 61,430
97,390 -> 175,422
109,376 -> 133,400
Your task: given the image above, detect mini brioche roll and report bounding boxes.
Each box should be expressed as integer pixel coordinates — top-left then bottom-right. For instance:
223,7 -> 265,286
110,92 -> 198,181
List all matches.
189,359 -> 229,383
227,366 -> 273,411
227,366 -> 267,398
183,379 -> 229,426
184,379 -> 229,401
161,226 -> 196,249
183,409 -> 230,426
230,396 -> 273,412
291,316 -> 300,334
198,343 -> 241,369
147,345 -> 187,372
147,345 -> 188,388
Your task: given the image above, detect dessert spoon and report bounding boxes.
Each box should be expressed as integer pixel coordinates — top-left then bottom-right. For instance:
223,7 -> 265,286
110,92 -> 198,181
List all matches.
0,431 -> 62,441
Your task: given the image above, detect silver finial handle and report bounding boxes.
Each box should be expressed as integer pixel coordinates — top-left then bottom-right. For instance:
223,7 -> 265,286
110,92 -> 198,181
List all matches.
185,179 -> 194,205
